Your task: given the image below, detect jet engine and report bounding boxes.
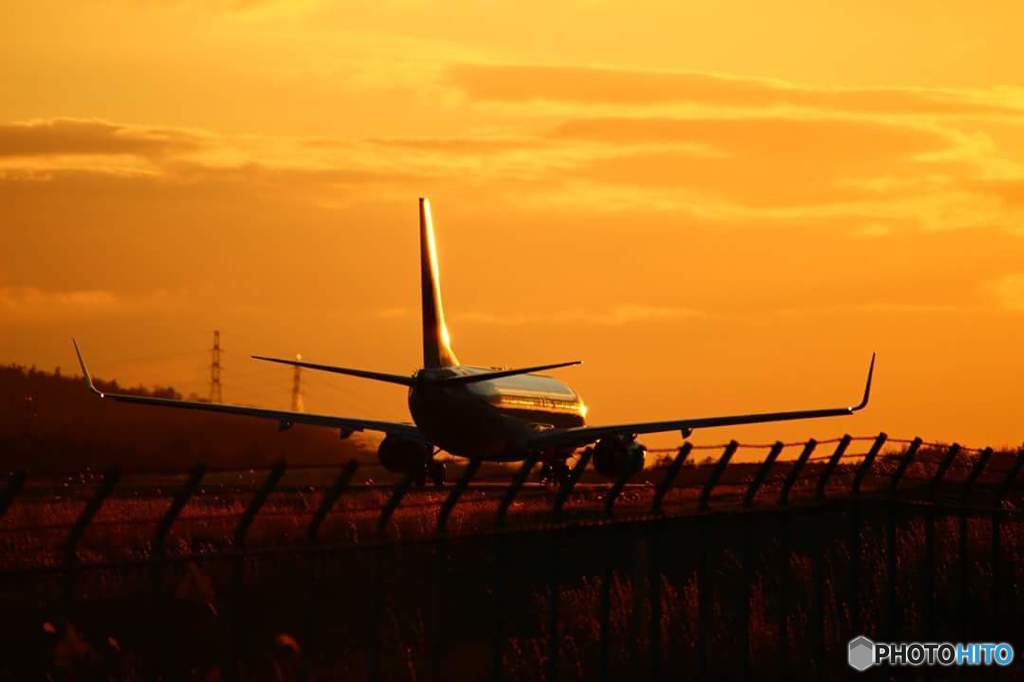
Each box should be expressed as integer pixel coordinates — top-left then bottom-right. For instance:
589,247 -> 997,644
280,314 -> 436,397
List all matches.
377,435 -> 433,474
592,435 -> 646,478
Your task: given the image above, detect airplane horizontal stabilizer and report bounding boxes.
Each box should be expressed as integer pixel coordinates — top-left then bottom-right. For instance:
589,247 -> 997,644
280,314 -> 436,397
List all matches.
435,361 -> 583,386
251,355 -> 415,386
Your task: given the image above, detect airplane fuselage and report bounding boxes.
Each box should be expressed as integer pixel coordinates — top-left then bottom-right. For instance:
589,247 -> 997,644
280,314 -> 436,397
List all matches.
408,366 -> 586,460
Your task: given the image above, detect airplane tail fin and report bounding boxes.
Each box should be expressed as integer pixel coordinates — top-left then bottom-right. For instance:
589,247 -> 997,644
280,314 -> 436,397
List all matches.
419,198 -> 459,368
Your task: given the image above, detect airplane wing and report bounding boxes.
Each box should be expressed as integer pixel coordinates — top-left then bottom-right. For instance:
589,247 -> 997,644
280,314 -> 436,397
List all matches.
529,354 -> 875,450
72,340 -> 421,439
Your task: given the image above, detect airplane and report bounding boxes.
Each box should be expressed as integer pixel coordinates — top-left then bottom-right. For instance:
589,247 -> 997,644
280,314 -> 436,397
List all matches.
73,198 -> 874,486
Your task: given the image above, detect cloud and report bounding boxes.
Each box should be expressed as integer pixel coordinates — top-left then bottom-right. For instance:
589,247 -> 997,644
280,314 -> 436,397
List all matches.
552,116 -> 953,160
367,137 -> 546,154
550,116 -> 962,208
163,161 -> 424,188
970,179 -> 1024,207
0,287 -> 186,324
775,302 -> 963,317
448,64 -> 1024,117
0,121 -> 429,203
0,119 -> 205,159
1,112 -> 1016,236
990,273 -> 1024,311
0,118 -> 460,197
455,304 -> 703,327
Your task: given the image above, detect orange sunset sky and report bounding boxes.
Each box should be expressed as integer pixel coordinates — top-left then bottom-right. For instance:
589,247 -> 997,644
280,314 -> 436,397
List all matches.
3,1 -> 1024,452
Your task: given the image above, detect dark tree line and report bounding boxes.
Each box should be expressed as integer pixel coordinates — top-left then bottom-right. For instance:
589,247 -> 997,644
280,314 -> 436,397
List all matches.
0,364 -> 374,472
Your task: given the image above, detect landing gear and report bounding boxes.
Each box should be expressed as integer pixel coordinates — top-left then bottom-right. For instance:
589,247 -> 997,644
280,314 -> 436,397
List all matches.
539,461 -> 571,488
428,460 -> 446,488
413,459 -> 447,488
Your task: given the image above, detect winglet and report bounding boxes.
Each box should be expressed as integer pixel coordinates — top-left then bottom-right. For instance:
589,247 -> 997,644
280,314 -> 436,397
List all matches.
850,352 -> 875,412
72,338 -> 104,397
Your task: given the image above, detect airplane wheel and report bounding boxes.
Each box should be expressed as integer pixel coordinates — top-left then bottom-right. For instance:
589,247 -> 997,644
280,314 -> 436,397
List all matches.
429,460 -> 446,488
539,462 -> 569,488
553,462 -> 571,488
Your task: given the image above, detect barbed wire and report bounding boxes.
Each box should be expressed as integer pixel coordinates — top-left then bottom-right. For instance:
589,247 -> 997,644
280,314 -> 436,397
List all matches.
645,434 -> 995,454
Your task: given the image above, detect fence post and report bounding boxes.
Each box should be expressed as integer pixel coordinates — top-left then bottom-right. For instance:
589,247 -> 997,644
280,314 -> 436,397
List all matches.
956,447 -> 993,640
697,513 -> 711,677
551,449 -> 592,518
888,438 -> 922,494
960,447 -> 993,500
779,439 -> 817,506
812,513 -> 826,680
431,538 -> 446,682
992,449 -> 1024,626
692,443 -> 741,677
546,451 -> 592,682
848,433 -> 887,637
743,442 -> 783,508
740,511 -> 755,682
737,442 -> 784,680
651,443 -> 692,514
0,470 -> 26,520
994,448 -> 1024,501
491,456 -> 537,682
924,443 -> 960,640
886,438 -> 921,640
489,534 -> 512,682
603,458 -> 637,517
152,463 -> 205,587
852,433 -> 888,495
693,441 -> 737,678
928,443 -> 961,500
307,460 -> 358,543
544,451 -> 594,681
300,461 -> 358,682
599,551 -> 613,682
376,471 -> 417,537
432,459 -> 481,682
63,465 -> 120,605
368,471 -> 416,682
234,459 -> 286,551
438,458 -> 481,534
226,459 -> 285,681
814,435 -> 851,501
649,524 -> 662,682
495,455 -> 537,528
777,439 -> 815,676
547,532 -> 562,682
811,435 -> 853,672
698,441 -> 738,512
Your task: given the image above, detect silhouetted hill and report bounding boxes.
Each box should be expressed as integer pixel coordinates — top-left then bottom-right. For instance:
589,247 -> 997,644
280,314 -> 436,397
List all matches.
0,364 -> 375,472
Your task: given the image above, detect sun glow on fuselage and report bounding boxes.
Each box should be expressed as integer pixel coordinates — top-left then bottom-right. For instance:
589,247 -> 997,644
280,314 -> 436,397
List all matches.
464,367 -> 587,423
421,198 -> 458,366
